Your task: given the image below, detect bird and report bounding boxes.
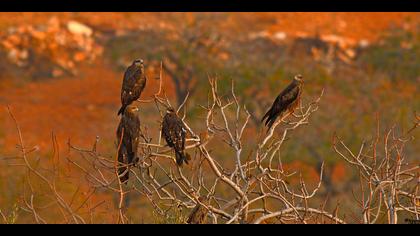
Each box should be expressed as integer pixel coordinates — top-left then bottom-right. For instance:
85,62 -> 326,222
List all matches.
186,196 -> 209,224
116,104 -> 141,184
117,59 -> 147,116
261,75 -> 304,130
162,107 -> 190,166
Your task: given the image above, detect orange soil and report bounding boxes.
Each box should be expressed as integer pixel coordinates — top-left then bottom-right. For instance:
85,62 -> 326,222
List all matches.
0,12 -> 417,41
0,62 -> 167,153
1,63 -> 116,151
261,12 -> 418,42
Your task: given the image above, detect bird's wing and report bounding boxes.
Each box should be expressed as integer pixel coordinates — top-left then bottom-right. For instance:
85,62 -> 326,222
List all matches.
121,65 -> 141,104
117,120 -> 128,166
174,116 -> 187,150
168,114 -> 186,151
181,123 -> 187,148
116,119 -> 124,140
131,74 -> 147,101
128,115 -> 141,155
162,114 -> 175,147
272,81 -> 300,113
118,143 -> 128,164
262,81 -> 301,130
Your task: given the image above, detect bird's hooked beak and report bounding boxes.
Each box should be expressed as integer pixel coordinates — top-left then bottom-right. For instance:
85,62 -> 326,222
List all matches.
294,74 -> 303,82
166,107 -> 175,114
134,59 -> 144,67
128,106 -> 140,113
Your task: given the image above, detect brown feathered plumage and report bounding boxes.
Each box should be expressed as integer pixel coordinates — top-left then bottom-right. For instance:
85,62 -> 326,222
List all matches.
116,105 -> 141,184
118,59 -> 147,116
162,108 -> 190,166
261,75 -> 304,130
187,197 -> 209,224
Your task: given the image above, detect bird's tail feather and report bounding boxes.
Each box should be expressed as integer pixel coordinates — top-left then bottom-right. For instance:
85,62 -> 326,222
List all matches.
127,152 -> 137,166
118,166 -> 129,185
266,118 -> 276,131
265,115 -> 272,126
265,111 -> 284,132
261,109 -> 271,123
176,151 -> 190,166
117,105 -> 126,116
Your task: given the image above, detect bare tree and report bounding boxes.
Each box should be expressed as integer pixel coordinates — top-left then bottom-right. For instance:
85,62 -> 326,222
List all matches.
73,66 -> 343,223
2,69 -> 418,224
333,113 -> 420,224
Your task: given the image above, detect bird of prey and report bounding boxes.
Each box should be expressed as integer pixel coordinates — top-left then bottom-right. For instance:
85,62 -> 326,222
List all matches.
116,104 -> 141,184
117,59 -> 147,116
187,196 -> 209,224
162,108 -> 190,166
261,75 -> 304,130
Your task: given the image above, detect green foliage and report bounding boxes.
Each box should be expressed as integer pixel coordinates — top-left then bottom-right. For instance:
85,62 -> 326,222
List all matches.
358,26 -> 419,81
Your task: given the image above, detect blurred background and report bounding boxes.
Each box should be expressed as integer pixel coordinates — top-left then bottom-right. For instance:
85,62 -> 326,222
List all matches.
0,12 -> 418,223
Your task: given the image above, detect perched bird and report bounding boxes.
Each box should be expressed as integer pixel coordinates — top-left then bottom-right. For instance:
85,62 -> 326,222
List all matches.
162,108 -> 190,166
261,75 -> 304,130
186,196 -> 209,224
118,59 -> 147,116
116,104 -> 141,184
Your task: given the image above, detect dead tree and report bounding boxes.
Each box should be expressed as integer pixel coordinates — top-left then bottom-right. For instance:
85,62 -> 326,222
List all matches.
333,114 -> 420,224
3,68 -> 418,224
